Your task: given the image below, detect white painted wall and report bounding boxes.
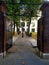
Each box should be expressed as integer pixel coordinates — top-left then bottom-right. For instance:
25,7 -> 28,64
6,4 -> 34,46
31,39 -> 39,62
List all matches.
20,18 -> 38,33
30,19 -> 37,32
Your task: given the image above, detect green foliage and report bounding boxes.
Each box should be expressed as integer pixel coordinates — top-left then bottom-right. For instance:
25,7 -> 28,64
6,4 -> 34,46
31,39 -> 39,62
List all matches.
21,22 -> 25,27
15,16 -> 20,27
4,0 -> 42,27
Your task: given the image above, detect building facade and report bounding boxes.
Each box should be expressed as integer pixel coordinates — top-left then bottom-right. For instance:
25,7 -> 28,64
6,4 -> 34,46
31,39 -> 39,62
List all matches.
19,18 -> 38,33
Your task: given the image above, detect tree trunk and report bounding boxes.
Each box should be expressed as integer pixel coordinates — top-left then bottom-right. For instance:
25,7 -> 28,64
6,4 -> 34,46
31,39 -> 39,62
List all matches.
13,19 -> 15,35
14,19 -> 15,32
27,16 -> 31,35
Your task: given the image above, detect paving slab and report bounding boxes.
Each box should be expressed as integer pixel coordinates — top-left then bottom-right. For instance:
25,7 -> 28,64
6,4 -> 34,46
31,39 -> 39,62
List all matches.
0,34 -> 49,65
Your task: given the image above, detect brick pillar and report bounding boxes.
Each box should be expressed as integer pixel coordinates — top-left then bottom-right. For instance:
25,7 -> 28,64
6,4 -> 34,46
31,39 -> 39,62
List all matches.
3,16 -> 6,56
37,2 -> 49,59
0,1 -> 7,56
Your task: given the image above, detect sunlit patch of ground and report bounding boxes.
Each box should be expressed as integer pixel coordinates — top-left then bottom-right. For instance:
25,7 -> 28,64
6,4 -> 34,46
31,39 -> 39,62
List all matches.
32,32 -> 37,40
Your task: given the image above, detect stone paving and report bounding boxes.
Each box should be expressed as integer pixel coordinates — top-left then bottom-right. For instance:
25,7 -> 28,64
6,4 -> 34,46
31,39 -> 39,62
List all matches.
0,34 -> 49,65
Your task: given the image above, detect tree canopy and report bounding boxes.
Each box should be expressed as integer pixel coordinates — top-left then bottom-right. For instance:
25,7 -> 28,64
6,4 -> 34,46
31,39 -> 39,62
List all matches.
4,0 -> 42,17
3,0 -> 42,33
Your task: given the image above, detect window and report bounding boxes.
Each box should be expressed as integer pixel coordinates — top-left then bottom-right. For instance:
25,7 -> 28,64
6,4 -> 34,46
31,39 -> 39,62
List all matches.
32,29 -> 35,32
